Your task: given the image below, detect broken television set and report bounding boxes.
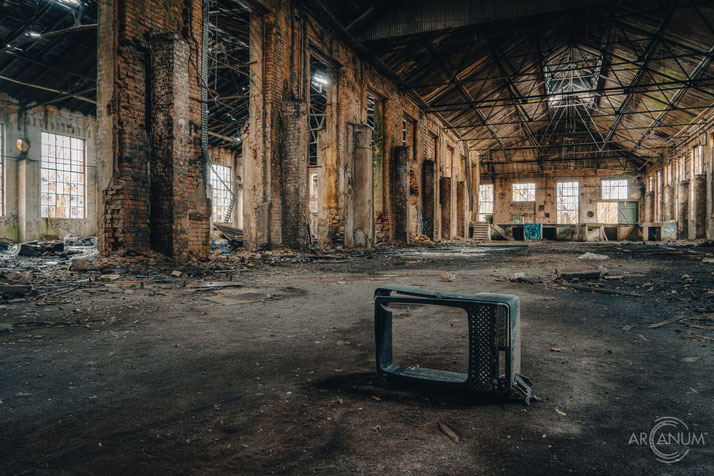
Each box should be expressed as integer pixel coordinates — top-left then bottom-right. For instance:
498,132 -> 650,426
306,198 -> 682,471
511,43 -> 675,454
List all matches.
374,285 -> 533,403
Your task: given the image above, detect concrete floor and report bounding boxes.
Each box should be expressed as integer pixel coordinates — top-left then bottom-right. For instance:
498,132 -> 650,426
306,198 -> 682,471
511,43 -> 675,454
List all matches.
1,242 -> 712,474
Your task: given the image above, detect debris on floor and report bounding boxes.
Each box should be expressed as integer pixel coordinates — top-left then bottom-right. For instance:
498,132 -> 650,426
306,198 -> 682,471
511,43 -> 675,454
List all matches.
18,241 -> 64,257
577,252 -> 609,261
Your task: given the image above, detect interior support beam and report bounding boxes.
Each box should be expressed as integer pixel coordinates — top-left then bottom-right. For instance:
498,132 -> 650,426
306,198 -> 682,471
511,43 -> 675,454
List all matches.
632,43 -> 714,154
424,40 -> 506,151
600,1 -> 677,150
488,39 -> 543,170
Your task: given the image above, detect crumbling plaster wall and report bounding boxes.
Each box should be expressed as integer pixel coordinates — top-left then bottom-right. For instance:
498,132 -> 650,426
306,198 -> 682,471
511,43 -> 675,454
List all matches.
242,1 -> 468,249
0,94 -> 97,242
486,169 -> 643,225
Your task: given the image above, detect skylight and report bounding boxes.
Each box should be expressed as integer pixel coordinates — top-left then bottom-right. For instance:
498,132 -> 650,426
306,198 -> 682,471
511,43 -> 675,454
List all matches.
544,46 -> 601,109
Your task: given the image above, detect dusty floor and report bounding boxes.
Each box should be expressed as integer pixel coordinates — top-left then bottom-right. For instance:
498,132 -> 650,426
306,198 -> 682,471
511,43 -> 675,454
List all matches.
1,241 -> 712,475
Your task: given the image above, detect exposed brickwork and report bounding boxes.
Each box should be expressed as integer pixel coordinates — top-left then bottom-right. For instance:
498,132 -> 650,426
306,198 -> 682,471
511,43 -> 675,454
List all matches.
422,160 -> 436,239
678,182 -> 689,237
440,177 -> 452,239
694,175 -> 706,238
457,180 -> 466,237
392,146 -> 410,242
279,100 -> 311,249
97,0 -> 209,257
243,1 -> 466,250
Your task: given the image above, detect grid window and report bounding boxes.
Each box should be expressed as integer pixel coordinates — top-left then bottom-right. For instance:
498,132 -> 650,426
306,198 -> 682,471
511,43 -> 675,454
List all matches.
478,184 -> 494,221
210,164 -> 232,223
556,181 -> 579,224
309,61 -> 329,167
0,123 -> 3,215
41,132 -> 85,218
601,179 -> 627,200
648,175 -> 654,192
512,183 -> 535,202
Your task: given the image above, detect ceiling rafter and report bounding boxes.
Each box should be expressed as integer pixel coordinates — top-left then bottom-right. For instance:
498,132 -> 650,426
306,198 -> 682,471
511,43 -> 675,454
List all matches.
489,38 -> 544,169
423,37 -> 506,150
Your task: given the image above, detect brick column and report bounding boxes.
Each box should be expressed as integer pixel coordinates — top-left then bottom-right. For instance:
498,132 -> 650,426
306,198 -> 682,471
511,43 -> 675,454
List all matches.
457,180 -> 466,238
392,146 -> 410,243
645,191 -> 655,222
694,175 -> 706,238
440,176 -> 452,240
96,0 -> 209,257
678,181 -> 689,238
149,33 -> 191,256
422,160 -> 435,239
663,185 -> 674,221
279,101 -> 310,249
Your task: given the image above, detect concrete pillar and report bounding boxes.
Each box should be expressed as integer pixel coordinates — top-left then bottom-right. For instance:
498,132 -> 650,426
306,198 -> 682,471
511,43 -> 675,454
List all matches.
645,191 -> 655,222
422,160 -> 435,239
279,101 -> 310,249
392,146 -> 410,243
457,180 -> 466,238
96,0 -> 208,256
694,175 -> 706,239
17,123 -> 42,241
440,176 -> 452,239
678,181 -> 689,238
350,125 -> 373,247
18,156 -> 40,241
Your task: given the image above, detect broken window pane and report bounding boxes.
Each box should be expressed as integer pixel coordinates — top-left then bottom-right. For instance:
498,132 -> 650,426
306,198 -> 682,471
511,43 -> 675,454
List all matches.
309,59 -> 329,167
597,201 -> 618,224
210,164 -> 232,223
512,183 -> 535,202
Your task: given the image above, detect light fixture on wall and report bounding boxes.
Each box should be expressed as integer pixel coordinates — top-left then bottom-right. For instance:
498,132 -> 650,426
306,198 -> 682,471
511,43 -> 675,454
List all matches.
16,138 -> 30,153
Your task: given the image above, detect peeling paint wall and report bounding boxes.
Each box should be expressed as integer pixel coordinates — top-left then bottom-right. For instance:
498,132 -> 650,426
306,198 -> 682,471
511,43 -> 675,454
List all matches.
0,94 -> 97,242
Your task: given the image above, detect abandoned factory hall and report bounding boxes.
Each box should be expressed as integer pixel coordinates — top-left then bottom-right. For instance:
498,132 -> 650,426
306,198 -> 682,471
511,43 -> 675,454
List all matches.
2,0 -> 714,474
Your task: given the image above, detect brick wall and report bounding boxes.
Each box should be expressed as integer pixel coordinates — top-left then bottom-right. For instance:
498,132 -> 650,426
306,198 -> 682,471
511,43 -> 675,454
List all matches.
97,0 -> 209,257
244,0 -> 467,249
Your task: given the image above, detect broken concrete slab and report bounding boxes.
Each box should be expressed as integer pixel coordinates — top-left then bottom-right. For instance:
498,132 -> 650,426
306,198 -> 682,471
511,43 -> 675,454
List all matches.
69,251 -> 99,272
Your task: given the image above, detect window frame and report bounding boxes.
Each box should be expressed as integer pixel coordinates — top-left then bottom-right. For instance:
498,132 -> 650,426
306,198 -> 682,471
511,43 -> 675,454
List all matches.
512,182 -> 536,202
556,181 -> 580,224
40,131 -> 86,219
210,163 -> 232,223
601,179 -> 628,201
478,183 -> 494,221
